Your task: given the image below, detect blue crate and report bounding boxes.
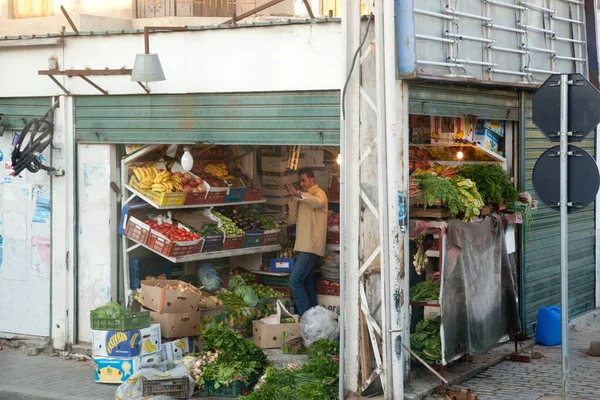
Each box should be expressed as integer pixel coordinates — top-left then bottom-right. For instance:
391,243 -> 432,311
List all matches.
269,258 -> 295,273
225,186 -> 247,203
129,256 -> 174,289
242,230 -> 263,248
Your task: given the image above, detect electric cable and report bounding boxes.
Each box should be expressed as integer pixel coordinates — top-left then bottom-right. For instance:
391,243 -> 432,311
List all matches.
11,102 -> 58,176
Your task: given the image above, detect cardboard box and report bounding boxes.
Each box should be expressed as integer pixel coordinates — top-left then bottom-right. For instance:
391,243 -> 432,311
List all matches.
317,294 -> 340,315
431,116 -> 474,143
161,337 -> 194,361
474,129 -> 499,153
265,195 -> 292,206
303,149 -> 324,168
263,187 -> 289,197
476,119 -> 505,137
150,309 -> 201,339
140,280 -> 202,313
93,353 -> 163,384
252,320 -> 301,349
262,172 -> 297,187
261,156 -> 305,173
270,258 -> 295,273
92,323 -> 161,358
424,306 -> 441,321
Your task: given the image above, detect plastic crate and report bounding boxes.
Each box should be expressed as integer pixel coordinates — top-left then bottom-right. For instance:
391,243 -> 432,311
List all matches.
129,256 -> 173,289
222,234 -> 243,250
243,187 -> 264,202
130,175 -> 186,207
183,181 -> 210,205
201,234 -> 224,253
261,229 -> 281,246
204,377 -> 256,398
90,310 -> 151,331
242,230 -> 263,248
125,216 -> 151,245
260,274 -> 290,287
202,183 -> 228,205
148,231 -> 204,257
317,280 -> 340,296
269,258 -> 294,273
141,377 -> 192,399
225,179 -> 247,203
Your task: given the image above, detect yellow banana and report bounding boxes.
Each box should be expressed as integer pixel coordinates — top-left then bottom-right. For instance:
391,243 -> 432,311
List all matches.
133,168 -> 143,182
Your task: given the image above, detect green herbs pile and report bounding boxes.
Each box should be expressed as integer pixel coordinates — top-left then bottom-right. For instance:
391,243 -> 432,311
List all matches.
198,326 -> 269,389
413,175 -> 484,221
243,339 -> 340,400
410,280 -> 441,302
456,164 -> 517,206
410,316 -> 442,361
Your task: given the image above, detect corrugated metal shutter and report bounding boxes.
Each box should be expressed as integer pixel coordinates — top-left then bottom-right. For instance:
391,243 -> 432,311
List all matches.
521,92 -> 596,337
409,82 -> 520,120
74,91 -> 340,145
0,97 -> 52,131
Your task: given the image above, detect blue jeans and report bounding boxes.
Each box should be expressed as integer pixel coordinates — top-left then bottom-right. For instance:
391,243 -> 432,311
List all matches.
291,251 -> 318,317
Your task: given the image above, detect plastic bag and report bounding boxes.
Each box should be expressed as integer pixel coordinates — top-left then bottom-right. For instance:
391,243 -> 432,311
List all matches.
115,364 -> 195,400
300,306 -> 340,346
197,263 -> 221,292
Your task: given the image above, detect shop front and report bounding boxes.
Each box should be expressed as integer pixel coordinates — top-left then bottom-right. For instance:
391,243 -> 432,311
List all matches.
72,90 -> 343,345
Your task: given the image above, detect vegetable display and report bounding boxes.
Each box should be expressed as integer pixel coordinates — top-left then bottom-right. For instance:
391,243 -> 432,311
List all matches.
456,164 -> 517,206
217,291 -> 247,309
410,280 -> 441,301
410,317 -> 442,361
145,221 -> 200,242
229,275 -> 260,307
452,178 -> 484,221
413,174 -> 463,217
212,211 -> 245,236
196,224 -> 222,237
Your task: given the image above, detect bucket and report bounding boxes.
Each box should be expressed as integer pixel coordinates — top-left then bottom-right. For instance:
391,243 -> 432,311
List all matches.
535,306 -> 562,346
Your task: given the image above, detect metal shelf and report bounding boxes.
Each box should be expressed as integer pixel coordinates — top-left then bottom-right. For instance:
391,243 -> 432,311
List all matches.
125,237 -> 281,263
252,270 -> 290,277
123,184 -> 267,209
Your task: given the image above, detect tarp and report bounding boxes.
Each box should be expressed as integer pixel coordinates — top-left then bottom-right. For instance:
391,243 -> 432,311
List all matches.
442,215 -> 521,364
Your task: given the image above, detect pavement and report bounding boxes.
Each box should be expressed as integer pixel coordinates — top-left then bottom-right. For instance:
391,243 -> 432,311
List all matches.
0,317 -> 598,400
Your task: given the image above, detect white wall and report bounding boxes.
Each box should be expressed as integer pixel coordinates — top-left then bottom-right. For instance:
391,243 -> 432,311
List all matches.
0,130 -> 51,338
77,144 -> 117,343
0,21 -> 343,97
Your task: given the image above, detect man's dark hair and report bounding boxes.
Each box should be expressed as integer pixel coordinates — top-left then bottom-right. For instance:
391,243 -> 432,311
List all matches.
297,167 -> 315,179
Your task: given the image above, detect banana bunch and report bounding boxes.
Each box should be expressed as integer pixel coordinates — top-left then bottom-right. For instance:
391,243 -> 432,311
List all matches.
204,163 -> 228,178
133,167 -> 184,193
144,339 -> 157,353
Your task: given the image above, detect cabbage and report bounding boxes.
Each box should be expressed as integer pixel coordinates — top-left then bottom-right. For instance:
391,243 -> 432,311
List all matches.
92,302 -> 123,318
198,263 -> 221,292
234,284 -> 259,307
229,275 -> 245,292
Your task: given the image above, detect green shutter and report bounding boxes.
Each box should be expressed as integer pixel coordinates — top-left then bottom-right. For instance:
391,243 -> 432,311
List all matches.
409,82 -> 519,120
521,93 -> 596,337
0,97 -> 52,131
74,91 -> 340,145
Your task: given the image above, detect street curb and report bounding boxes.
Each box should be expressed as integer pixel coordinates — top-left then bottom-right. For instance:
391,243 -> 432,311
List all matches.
569,308 -> 600,332
406,339 -> 536,400
0,386 -> 99,400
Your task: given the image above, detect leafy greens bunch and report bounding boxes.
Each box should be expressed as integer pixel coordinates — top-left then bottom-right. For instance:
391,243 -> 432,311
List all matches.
410,316 -> 441,361
456,164 -> 517,206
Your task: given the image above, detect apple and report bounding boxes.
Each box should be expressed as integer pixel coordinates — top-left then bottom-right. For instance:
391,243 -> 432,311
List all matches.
181,177 -> 189,185
196,178 -> 204,184
185,187 -> 194,193
184,172 -> 193,180
188,181 -> 198,188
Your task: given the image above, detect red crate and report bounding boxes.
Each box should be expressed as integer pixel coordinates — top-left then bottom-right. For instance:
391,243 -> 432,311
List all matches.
147,230 -> 204,257
243,187 -> 264,202
125,217 -> 151,245
261,229 -> 281,246
326,230 -> 340,245
222,234 -> 243,250
317,279 -> 340,296
328,178 -> 340,202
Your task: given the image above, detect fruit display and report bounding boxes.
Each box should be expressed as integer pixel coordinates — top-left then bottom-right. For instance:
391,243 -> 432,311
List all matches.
327,213 -> 340,227
248,283 -> 285,299
212,211 -> 245,236
146,221 -> 201,242
408,147 -> 433,173
133,167 -> 185,193
179,172 -> 207,194
229,270 -> 257,284
224,177 -> 245,188
204,163 -> 233,180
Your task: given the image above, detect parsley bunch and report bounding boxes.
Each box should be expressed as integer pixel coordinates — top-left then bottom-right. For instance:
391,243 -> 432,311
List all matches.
456,164 -> 517,206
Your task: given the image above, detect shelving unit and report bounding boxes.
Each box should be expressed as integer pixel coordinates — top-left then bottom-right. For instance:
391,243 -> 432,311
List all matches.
120,144 -> 281,306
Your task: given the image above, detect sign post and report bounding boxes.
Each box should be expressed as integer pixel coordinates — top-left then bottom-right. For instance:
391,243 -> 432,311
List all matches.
532,73 -> 600,400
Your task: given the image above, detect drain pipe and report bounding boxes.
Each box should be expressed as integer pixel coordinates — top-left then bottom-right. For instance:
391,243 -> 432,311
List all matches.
396,0 -> 416,76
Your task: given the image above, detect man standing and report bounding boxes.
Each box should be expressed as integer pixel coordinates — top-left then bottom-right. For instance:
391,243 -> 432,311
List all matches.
285,167 -> 328,317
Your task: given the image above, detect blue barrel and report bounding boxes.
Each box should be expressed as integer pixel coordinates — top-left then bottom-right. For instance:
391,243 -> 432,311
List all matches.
535,306 -> 562,346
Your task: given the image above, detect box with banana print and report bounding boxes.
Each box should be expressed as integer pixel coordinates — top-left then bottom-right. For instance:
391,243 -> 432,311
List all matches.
92,323 -> 161,358
93,352 -> 163,384
161,337 -> 194,361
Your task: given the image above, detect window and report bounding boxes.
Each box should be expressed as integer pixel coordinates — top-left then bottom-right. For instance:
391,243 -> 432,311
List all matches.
13,0 -> 54,18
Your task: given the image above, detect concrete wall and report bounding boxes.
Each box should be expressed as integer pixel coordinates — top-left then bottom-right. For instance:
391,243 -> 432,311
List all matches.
0,21 -> 343,97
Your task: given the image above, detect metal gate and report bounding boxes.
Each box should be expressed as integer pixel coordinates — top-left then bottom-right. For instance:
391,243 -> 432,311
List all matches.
0,97 -> 52,130
408,82 -> 520,121
74,91 -> 340,145
520,92 -> 596,336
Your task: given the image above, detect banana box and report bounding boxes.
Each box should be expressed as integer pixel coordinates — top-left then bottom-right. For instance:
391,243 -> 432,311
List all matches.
93,352 -> 163,384
92,323 -> 161,358
161,337 -> 194,361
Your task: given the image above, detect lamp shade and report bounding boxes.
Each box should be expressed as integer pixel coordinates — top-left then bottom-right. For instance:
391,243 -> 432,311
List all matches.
131,53 -> 165,82
181,147 -> 194,172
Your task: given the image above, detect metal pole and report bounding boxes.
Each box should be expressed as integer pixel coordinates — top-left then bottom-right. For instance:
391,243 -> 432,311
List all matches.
559,73 -> 570,400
